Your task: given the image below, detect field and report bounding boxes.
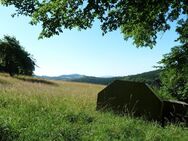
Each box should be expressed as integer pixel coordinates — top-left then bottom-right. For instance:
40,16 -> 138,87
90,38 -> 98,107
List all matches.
0,73 -> 188,141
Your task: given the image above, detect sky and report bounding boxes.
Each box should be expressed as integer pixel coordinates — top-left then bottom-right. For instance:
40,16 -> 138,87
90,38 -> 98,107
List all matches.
0,5 -> 180,77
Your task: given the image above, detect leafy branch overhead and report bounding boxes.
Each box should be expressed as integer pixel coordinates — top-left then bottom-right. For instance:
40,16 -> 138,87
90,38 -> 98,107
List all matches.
1,0 -> 187,47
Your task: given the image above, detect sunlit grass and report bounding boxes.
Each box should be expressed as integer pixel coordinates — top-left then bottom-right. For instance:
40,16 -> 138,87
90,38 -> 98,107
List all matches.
0,73 -> 187,141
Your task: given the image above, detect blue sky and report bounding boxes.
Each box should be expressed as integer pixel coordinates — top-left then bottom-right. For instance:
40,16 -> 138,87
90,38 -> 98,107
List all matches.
0,6 -> 180,77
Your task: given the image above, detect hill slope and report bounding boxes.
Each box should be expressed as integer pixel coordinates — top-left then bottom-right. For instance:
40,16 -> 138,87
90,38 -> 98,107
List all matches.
122,70 -> 161,86
123,70 -> 160,82
0,73 -> 187,140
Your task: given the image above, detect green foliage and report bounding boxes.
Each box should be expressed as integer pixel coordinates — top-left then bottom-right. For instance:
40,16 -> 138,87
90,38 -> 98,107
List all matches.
1,0 -> 187,47
0,35 -> 35,76
176,19 -> 188,43
158,43 -> 188,101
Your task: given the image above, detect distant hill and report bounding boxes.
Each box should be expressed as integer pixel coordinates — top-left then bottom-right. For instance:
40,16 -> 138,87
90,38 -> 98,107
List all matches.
70,70 -> 161,86
122,70 -> 161,87
69,76 -> 123,85
37,74 -> 121,85
37,70 -> 161,86
37,74 -> 85,80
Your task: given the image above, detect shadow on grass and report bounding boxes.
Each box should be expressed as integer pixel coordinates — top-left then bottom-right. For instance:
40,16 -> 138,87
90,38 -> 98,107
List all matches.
0,79 -> 10,85
0,123 -> 19,141
15,76 -> 58,86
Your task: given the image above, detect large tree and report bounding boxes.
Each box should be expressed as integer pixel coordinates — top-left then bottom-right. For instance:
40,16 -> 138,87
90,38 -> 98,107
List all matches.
158,43 -> 188,102
0,35 -> 36,76
1,0 -> 187,48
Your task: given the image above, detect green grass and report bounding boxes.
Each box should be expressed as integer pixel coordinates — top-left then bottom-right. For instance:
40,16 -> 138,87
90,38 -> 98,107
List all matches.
0,73 -> 187,141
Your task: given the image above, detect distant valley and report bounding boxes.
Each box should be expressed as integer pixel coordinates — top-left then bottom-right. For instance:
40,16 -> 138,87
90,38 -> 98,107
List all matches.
37,70 -> 161,86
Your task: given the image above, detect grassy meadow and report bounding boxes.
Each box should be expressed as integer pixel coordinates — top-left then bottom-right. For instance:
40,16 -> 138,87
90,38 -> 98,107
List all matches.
0,73 -> 187,141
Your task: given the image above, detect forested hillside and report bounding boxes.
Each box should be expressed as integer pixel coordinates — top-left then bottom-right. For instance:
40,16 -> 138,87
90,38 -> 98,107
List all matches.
123,70 -> 161,86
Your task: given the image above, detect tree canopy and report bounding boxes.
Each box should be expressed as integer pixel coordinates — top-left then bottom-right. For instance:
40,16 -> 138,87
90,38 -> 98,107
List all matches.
1,0 -> 187,47
0,35 -> 36,76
